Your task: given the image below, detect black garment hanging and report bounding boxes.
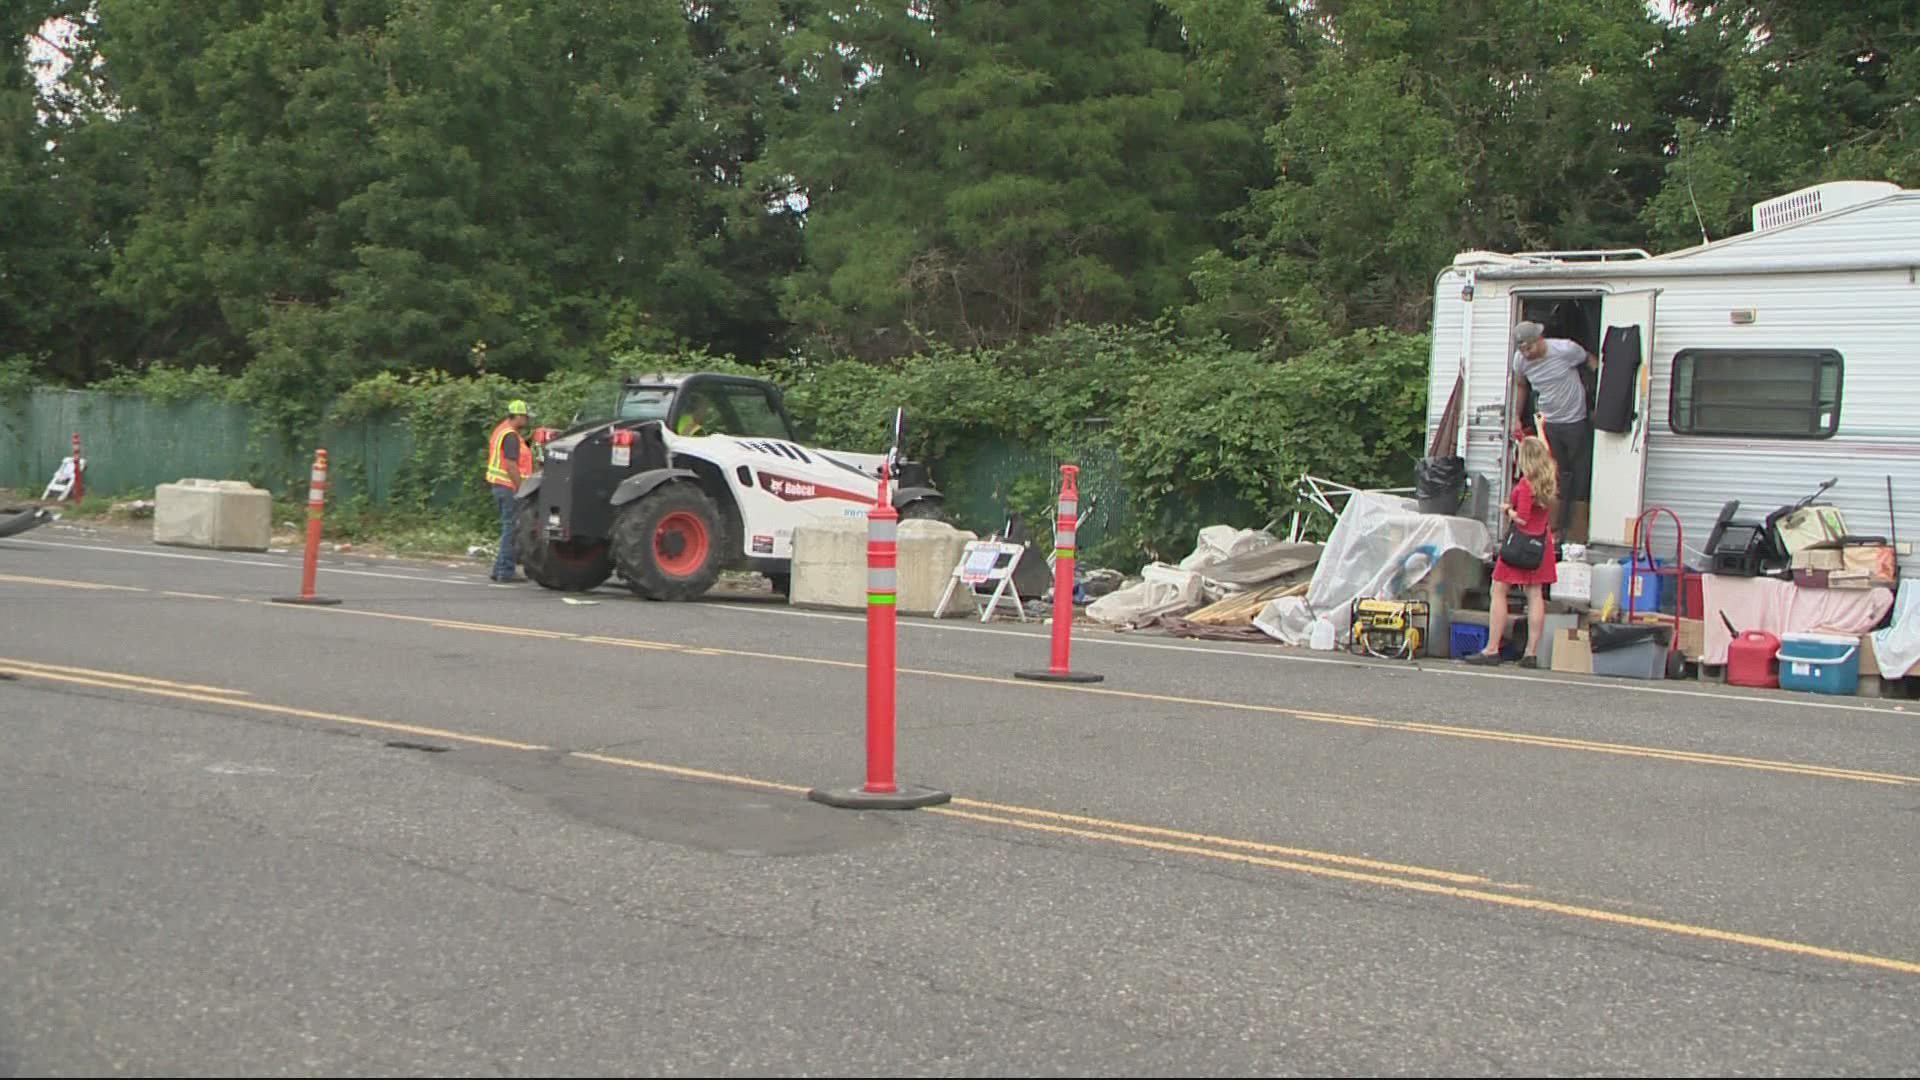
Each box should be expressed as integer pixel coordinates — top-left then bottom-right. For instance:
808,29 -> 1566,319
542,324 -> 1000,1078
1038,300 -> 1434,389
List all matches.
1592,324 -> 1643,434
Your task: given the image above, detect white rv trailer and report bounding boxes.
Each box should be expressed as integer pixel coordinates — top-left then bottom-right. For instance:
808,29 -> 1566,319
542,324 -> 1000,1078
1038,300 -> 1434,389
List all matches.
1425,180 -> 1920,575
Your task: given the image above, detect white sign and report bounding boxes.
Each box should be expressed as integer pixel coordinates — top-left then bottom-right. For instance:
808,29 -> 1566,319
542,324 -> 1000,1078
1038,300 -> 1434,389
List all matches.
935,540 -> 1029,623
41,457 -> 83,501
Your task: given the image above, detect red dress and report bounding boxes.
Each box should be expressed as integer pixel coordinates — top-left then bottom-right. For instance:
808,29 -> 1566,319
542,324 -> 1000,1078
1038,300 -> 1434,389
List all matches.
1493,477 -> 1557,586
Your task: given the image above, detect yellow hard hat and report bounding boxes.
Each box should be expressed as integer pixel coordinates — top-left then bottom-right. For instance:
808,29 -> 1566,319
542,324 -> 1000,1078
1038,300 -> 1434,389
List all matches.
507,399 -> 530,417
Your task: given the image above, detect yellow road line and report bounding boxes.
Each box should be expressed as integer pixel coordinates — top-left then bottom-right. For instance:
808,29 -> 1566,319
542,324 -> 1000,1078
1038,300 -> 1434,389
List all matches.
945,797 -> 1494,885
257,588 -> 1920,788
570,751 -> 811,794
0,661 -> 548,752
15,568 -> 1918,789
924,806 -> 1920,977
0,657 -> 251,697
430,621 -> 574,640
578,635 -> 682,651
4,654 -> 1915,978
0,572 -> 147,593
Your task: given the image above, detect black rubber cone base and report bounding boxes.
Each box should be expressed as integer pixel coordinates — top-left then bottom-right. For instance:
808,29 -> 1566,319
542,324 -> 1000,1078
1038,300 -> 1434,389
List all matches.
271,595 -> 342,606
1015,668 -> 1104,683
808,784 -> 951,811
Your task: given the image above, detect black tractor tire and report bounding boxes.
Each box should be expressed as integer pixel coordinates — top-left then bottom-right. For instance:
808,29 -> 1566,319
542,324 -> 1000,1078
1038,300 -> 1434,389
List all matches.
515,497 -> 614,592
899,497 -> 948,523
611,483 -> 725,601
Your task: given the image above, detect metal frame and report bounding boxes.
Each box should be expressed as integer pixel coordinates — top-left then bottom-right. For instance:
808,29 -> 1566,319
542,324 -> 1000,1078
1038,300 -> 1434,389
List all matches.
1281,474 -> 1416,544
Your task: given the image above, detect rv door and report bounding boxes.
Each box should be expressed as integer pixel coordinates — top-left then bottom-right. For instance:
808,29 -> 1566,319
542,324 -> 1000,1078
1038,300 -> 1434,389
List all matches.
1588,289 -> 1660,547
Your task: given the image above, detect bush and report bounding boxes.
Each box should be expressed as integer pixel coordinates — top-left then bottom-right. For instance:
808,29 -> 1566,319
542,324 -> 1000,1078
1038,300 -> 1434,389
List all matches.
40,326 -> 1430,564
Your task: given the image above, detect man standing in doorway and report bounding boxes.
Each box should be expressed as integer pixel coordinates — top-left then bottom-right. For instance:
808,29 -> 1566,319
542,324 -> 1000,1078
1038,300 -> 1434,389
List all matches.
1510,321 -> 1596,540
485,399 -> 534,583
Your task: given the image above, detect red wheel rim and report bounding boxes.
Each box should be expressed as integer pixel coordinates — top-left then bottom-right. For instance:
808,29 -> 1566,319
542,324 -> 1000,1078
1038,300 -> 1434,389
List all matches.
653,511 -> 710,577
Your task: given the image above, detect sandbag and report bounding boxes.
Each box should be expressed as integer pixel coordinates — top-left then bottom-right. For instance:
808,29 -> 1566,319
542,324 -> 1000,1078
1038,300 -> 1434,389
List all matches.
1592,324 -> 1642,434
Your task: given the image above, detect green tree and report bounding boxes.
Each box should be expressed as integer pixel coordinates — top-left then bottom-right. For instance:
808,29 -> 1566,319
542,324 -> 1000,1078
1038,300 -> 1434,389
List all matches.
764,0 -> 1268,358
1,3 -> 144,382
92,0 -> 801,425
1644,2 -> 1920,248
1187,0 -> 1668,340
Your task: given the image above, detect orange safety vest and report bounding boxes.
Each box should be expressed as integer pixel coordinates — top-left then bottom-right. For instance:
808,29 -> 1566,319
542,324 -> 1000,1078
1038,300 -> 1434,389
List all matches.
486,419 -> 533,489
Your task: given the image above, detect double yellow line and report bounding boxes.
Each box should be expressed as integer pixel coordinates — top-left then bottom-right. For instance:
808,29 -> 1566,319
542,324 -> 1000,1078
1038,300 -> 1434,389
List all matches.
299,602 -> 1920,790
927,800 -> 1920,977
6,568 -> 1916,790
0,657 -> 546,752
5,654 -> 1918,978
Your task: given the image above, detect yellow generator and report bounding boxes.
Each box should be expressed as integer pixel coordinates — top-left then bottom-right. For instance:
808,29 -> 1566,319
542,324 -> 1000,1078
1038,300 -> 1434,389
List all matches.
1348,598 -> 1430,660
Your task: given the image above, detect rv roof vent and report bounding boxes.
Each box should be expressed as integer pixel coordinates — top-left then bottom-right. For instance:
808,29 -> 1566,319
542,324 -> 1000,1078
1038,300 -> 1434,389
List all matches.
1751,181 -> 1901,232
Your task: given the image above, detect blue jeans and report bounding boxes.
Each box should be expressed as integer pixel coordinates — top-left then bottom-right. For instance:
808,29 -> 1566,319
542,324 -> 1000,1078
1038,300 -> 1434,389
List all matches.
492,486 -> 518,579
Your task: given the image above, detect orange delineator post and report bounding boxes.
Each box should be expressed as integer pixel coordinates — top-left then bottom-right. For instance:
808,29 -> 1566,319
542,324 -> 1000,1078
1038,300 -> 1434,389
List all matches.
1015,464 -> 1103,684
271,449 -> 342,607
70,433 -> 84,502
807,461 -> 950,811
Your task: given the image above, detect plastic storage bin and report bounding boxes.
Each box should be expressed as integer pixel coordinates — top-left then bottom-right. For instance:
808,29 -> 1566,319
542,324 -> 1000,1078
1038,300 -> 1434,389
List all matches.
1628,555 -> 1664,615
1450,623 -> 1489,659
1589,623 -> 1670,680
1775,632 -> 1860,696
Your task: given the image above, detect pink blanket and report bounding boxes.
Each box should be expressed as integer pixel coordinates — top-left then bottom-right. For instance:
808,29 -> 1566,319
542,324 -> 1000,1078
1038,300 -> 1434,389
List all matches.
1701,574 -> 1893,664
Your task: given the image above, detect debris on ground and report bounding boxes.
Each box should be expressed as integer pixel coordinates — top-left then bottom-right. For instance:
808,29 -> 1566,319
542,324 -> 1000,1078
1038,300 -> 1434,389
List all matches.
1086,526 -> 1322,630
1184,580 -> 1310,626
1080,568 -> 1125,598
1253,492 -> 1491,646
561,596 -> 599,606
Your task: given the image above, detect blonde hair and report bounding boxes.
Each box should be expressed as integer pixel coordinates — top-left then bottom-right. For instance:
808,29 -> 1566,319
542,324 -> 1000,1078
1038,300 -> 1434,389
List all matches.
1517,437 -> 1559,509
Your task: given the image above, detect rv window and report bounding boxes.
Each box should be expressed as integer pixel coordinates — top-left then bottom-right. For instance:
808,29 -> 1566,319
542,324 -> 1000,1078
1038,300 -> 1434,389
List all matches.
1669,349 -> 1842,439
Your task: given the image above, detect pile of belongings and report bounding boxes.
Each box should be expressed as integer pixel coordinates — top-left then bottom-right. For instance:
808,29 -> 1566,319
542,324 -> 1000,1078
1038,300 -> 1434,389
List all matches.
1253,491 -> 1492,646
1086,525 -> 1321,633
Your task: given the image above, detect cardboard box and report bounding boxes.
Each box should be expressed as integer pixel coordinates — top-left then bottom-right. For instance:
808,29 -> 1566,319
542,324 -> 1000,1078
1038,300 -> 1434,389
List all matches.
1794,541 -> 1896,587
1549,627 -> 1593,675
1860,635 -> 1881,678
1792,546 -> 1845,572
1632,613 -> 1702,659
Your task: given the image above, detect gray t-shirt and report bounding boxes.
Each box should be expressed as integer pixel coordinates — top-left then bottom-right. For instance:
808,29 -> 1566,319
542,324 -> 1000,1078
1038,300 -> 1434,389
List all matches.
1511,338 -> 1589,425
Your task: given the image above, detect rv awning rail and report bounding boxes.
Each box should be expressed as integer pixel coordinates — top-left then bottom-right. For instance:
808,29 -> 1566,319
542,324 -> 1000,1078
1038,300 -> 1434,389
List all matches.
1466,255 -> 1920,281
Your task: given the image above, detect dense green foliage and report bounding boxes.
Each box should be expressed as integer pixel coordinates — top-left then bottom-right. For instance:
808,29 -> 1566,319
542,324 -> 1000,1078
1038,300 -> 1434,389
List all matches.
5,1 -> 1916,558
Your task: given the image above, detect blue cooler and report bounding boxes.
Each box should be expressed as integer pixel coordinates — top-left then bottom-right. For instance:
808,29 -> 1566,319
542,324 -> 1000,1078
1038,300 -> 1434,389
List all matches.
1775,633 -> 1860,695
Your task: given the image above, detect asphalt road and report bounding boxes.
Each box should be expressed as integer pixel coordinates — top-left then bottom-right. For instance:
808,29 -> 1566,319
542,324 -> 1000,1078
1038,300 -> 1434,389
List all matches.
3,524 -> 1917,1076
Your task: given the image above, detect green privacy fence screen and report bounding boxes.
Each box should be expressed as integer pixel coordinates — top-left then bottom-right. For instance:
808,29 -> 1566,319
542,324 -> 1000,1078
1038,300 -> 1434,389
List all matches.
0,390 -> 412,507
0,390 -> 1228,559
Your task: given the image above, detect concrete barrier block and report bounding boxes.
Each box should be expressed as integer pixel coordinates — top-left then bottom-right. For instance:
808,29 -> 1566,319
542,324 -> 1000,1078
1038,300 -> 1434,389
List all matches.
898,519 -> 977,615
789,516 -> 867,611
154,479 -> 273,552
790,515 -> 979,614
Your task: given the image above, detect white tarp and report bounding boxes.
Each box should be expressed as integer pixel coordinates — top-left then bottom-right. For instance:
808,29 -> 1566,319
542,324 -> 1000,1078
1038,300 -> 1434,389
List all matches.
1254,492 -> 1492,646
1086,562 -> 1207,627
1870,579 -> 1920,679
1179,525 -> 1277,572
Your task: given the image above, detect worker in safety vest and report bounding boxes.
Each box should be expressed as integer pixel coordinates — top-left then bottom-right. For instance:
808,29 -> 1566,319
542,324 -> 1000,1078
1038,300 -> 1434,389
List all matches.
485,399 -> 535,583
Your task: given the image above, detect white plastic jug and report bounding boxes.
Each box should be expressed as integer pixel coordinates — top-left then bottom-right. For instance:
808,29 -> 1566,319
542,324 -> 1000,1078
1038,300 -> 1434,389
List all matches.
1309,617 -> 1338,652
1591,560 -> 1626,616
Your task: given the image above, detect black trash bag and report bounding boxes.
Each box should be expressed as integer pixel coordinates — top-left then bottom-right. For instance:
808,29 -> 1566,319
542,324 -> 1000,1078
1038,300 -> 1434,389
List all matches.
1589,622 -> 1670,654
1415,456 -> 1467,516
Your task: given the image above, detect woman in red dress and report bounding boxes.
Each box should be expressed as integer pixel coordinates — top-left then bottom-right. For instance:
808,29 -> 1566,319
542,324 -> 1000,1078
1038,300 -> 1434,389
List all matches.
1467,436 -> 1558,667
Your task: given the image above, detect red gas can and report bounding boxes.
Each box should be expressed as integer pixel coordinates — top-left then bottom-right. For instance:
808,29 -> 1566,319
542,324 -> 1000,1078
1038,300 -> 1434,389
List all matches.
1727,630 -> 1781,689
